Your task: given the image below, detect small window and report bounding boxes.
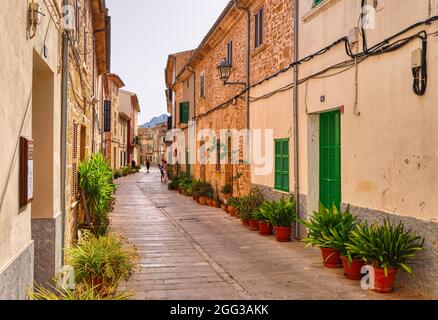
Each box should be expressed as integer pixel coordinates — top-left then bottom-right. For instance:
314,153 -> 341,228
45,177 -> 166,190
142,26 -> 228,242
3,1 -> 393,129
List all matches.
274,139 -> 290,192
227,41 -> 233,65
104,101 -> 111,132
216,139 -> 221,172
255,8 -> 264,49
200,74 -> 205,98
313,0 -> 325,7
179,102 -> 190,124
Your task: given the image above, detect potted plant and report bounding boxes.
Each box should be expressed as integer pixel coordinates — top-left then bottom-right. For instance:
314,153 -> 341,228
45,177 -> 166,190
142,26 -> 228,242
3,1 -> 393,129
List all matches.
227,197 -> 241,216
261,197 -> 296,242
190,180 -> 200,202
197,182 -> 213,206
346,219 -> 424,293
220,183 -> 233,201
300,204 -> 349,268
319,206 -> 364,279
237,188 -> 265,229
221,203 -> 228,212
253,203 -> 273,236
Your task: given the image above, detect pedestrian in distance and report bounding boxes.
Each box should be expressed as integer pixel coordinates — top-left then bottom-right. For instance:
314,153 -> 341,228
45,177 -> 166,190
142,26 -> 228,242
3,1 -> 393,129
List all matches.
159,160 -> 165,182
162,159 -> 169,183
146,160 -> 151,173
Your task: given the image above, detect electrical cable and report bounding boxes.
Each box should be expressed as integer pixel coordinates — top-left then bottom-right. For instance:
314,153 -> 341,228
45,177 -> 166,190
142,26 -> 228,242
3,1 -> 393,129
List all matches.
194,14 -> 438,120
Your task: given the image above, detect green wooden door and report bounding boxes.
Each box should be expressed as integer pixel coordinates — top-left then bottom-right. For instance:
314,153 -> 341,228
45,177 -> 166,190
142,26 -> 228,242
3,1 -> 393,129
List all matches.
274,139 -> 289,192
320,110 -> 341,209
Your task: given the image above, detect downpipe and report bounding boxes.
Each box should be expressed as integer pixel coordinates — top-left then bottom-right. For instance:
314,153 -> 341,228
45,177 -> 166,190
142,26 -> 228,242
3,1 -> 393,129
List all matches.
293,0 -> 300,239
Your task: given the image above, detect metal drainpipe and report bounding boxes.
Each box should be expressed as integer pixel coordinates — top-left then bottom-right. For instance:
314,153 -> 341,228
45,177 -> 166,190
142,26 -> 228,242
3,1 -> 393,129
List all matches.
187,66 -> 196,166
60,1 -> 69,264
293,0 -> 300,239
234,0 -> 251,130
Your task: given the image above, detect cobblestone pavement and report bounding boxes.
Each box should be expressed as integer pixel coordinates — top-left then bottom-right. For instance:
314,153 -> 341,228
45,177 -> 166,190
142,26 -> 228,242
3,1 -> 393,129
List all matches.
112,169 -> 426,300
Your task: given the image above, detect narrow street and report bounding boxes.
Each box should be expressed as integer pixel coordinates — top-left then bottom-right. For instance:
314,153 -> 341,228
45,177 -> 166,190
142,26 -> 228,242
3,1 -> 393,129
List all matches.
111,170 -> 424,300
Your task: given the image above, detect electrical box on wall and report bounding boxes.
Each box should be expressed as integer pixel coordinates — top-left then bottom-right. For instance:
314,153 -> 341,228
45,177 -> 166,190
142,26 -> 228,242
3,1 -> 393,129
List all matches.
412,48 -> 422,68
348,27 -> 359,45
19,136 -> 34,208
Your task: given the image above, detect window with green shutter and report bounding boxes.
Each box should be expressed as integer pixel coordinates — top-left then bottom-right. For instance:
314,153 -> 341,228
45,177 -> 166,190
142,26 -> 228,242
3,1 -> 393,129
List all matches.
179,102 -> 189,123
320,110 -> 341,210
274,139 -> 289,192
313,0 -> 325,7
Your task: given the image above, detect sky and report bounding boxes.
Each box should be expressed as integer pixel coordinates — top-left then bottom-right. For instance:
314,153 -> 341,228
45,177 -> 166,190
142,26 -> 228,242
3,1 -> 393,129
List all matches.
106,0 -> 229,126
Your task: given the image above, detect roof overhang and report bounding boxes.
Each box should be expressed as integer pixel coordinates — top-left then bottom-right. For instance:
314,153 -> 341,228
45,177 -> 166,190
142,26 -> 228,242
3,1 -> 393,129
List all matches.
91,0 -> 110,74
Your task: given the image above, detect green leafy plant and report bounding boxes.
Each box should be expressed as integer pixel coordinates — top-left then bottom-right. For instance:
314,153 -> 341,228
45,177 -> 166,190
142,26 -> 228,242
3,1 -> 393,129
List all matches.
227,196 -> 242,208
29,283 -> 132,300
66,232 -> 138,294
345,219 -> 424,275
300,204 -> 351,249
195,181 -> 214,198
121,166 -> 131,176
236,188 -> 265,221
168,175 -> 181,190
221,184 -> 232,195
180,176 -> 194,194
78,153 -> 116,236
259,197 -> 296,227
113,169 -> 122,180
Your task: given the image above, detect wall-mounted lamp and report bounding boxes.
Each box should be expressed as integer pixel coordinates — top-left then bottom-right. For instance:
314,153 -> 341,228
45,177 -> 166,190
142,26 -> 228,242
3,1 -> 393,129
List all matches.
29,1 -> 45,39
217,58 -> 246,86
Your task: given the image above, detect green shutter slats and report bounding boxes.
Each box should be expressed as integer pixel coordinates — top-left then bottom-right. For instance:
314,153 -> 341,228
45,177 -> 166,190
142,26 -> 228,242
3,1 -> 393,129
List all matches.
274,139 -> 290,192
320,110 -> 341,210
179,102 -> 190,123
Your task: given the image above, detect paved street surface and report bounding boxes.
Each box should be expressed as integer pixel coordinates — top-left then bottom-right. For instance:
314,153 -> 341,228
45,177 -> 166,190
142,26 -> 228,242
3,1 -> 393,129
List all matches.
112,169 -> 425,300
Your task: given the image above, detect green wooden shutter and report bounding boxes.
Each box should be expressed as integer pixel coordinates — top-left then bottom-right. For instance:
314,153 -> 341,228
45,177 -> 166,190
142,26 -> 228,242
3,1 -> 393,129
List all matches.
274,139 -> 289,192
179,102 -> 189,123
320,110 -> 341,210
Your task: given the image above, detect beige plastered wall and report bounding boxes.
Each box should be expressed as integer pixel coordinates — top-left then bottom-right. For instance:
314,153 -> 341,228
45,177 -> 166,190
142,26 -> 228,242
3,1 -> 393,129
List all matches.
0,0 -> 62,269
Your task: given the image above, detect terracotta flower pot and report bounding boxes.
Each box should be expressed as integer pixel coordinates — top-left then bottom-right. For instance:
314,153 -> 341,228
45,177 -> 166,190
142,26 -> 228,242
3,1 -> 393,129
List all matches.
193,195 -> 199,202
199,196 -> 208,206
178,189 -> 183,194
320,247 -> 342,268
374,267 -> 398,293
227,205 -> 236,216
341,256 -> 365,280
242,219 -> 250,226
207,198 -> 215,207
221,204 -> 228,212
259,221 -> 273,236
274,226 -> 291,242
215,201 -> 221,208
249,219 -> 259,231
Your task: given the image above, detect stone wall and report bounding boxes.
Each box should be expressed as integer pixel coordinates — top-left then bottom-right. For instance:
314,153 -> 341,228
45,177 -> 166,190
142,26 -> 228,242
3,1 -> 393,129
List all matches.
31,213 -> 63,287
341,203 -> 438,298
0,241 -> 34,300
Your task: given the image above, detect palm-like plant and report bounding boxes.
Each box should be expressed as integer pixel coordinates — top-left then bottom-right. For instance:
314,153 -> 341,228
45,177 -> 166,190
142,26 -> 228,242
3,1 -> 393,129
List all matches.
300,204 -> 355,250
345,219 -> 424,276
78,153 -> 116,235
258,197 -> 296,227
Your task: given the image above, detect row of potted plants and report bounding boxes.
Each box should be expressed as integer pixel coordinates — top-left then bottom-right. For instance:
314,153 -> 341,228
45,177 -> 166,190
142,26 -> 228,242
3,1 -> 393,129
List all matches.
300,204 -> 425,293
169,176 -> 425,294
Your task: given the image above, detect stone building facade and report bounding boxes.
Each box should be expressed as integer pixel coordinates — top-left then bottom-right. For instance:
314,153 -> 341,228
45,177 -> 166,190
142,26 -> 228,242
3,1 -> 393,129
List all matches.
138,122 -> 168,166
65,0 -> 111,248
166,0 -> 294,199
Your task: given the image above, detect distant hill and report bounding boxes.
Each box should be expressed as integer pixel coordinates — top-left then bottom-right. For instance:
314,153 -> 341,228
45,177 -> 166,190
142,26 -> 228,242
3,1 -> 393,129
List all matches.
139,114 -> 168,128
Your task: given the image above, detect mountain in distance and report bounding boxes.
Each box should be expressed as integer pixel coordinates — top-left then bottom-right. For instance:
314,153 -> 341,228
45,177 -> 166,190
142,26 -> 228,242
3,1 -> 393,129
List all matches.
139,114 -> 169,128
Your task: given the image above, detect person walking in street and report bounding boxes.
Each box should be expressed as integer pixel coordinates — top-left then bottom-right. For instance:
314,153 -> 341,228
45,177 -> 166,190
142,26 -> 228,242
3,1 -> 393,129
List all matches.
159,160 -> 165,182
162,160 -> 169,183
146,160 -> 151,173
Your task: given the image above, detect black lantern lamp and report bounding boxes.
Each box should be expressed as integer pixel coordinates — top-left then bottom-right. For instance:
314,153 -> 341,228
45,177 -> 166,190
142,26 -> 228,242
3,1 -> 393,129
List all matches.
217,58 -> 246,86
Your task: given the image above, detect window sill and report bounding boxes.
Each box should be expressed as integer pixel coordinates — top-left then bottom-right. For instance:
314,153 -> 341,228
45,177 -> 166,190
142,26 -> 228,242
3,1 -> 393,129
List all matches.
252,43 -> 267,58
273,188 -> 291,195
302,0 -> 340,23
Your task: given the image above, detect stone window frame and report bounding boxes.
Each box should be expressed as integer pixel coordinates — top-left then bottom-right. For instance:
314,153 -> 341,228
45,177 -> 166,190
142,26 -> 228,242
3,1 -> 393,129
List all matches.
302,0 -> 340,23
252,1 -> 267,57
